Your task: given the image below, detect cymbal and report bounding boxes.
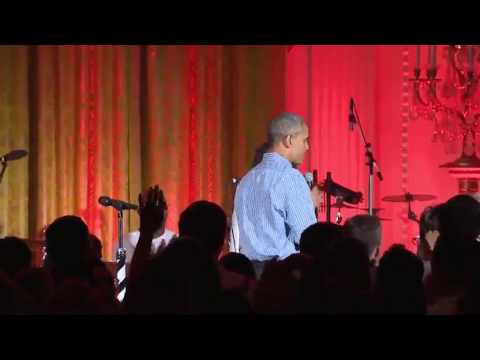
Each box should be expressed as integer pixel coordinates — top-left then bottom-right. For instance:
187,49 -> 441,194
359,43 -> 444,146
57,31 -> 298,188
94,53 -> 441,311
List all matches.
331,203 -> 384,213
382,193 -> 437,203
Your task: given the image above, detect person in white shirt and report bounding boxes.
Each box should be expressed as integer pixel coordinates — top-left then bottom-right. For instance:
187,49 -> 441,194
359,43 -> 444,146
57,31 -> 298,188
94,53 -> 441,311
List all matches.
124,189 -> 176,264
125,229 -> 176,264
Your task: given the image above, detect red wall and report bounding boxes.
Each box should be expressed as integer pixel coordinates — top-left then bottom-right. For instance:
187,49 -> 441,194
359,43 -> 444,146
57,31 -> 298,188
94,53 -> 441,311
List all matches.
287,45 -> 459,253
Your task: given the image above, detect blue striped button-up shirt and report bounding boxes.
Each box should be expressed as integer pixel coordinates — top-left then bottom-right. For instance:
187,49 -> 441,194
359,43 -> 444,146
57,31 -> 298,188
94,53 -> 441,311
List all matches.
234,152 -> 317,261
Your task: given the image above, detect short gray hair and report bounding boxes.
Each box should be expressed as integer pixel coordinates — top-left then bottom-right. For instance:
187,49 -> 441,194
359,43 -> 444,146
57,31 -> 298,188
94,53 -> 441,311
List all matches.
268,112 -> 305,145
345,215 -> 382,257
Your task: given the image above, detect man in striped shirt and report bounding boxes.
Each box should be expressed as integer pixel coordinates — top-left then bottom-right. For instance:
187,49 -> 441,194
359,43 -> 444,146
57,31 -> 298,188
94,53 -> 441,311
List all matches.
234,113 -> 322,278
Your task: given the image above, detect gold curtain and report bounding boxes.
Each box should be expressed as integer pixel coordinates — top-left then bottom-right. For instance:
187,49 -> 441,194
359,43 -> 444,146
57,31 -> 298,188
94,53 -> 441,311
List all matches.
0,45 -> 286,261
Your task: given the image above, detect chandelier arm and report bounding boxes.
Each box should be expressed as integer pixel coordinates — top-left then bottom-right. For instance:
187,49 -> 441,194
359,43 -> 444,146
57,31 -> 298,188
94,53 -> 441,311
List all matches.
452,48 -> 467,89
412,81 -> 429,107
428,81 -> 448,110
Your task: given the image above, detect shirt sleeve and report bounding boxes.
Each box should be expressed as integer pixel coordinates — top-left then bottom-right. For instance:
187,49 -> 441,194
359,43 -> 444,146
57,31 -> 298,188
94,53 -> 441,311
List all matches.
283,169 -> 317,246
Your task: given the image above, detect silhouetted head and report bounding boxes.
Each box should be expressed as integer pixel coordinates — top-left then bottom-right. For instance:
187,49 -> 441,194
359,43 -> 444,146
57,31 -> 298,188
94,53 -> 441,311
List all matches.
431,195 -> 480,292
179,201 -> 227,259
299,222 -> 345,258
375,244 -> 425,314
220,252 -> 256,280
345,215 -> 382,262
45,216 -> 91,269
436,195 -> 480,237
0,237 -> 32,279
299,236 -> 371,314
125,236 -> 221,314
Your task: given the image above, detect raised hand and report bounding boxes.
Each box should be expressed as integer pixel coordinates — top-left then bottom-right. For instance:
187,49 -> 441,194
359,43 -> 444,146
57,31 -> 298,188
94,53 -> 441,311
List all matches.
138,185 -> 166,236
129,186 -> 167,286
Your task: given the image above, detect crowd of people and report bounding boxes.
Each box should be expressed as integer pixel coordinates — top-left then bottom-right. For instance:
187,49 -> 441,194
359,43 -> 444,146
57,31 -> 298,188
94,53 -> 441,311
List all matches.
1,113 -> 478,314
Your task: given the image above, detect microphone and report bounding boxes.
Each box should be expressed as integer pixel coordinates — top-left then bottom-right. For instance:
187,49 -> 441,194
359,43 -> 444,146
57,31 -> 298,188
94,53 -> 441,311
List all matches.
306,171 -> 322,218
98,196 -> 138,211
305,172 -> 314,189
0,149 -> 28,162
349,98 -> 356,131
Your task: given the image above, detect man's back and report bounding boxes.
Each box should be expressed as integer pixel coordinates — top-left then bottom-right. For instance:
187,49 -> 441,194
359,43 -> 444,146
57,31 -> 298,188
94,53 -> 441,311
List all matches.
234,153 -> 316,261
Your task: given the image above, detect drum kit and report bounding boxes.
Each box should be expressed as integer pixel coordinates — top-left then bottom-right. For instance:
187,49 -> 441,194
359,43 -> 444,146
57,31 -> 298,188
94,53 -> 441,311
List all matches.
333,192 -> 437,224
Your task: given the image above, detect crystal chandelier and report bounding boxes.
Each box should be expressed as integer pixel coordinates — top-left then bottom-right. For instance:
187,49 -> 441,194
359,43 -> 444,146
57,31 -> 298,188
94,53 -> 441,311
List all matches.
410,45 -> 480,168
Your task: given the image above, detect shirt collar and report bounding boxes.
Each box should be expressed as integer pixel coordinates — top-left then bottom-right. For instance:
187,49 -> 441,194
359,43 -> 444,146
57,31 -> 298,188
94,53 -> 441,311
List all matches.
262,152 -> 293,168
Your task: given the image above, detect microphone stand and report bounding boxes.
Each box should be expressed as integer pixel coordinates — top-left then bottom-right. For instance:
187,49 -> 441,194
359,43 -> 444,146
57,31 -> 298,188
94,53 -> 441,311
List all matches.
352,100 -> 383,216
0,160 -> 7,184
406,192 -> 420,224
325,172 -> 332,223
115,208 -> 127,302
